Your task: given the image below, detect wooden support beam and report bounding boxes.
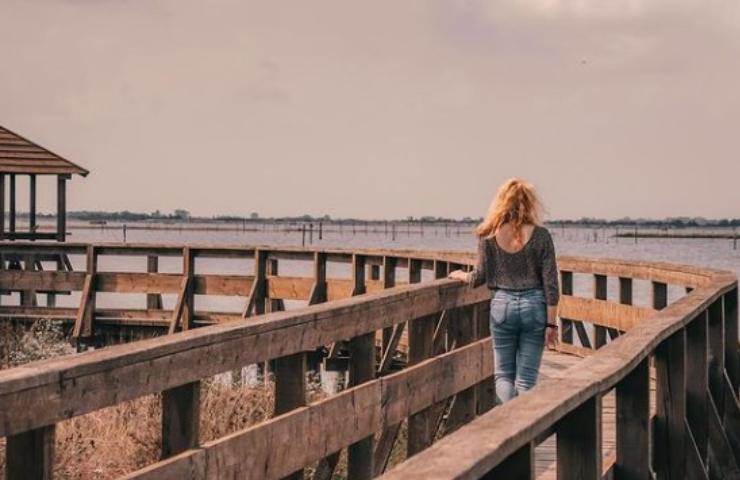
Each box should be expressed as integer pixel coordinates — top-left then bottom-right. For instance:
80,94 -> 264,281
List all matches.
161,381 -> 200,459
243,249 -> 267,318
475,302 -> 496,415
686,311 -> 709,461
381,256 -> 397,366
559,271 -> 590,348
6,424 -> 55,480
655,329 -> 686,480
377,321 -> 403,374
0,173 -> 5,240
557,396 -> 602,480
147,256 -> 163,310
9,173 -> 16,233
168,276 -> 190,335
56,175 -> 66,241
21,254 -> 37,307
594,274 -> 608,348
708,299 -> 725,417
274,352 -> 306,417
348,330 -> 376,479
483,441 -> 534,480
725,287 -> 739,397
72,246 -> 97,340
616,358 -> 650,480
407,258 -> 436,457
29,173 -> 36,235
445,305 -> 477,434
652,281 -> 668,310
180,247 -> 194,331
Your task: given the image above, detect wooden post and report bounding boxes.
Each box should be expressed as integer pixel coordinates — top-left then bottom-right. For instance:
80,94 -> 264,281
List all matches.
56,175 -> 67,242
147,255 -> 163,310
348,330 -> 375,479
29,173 -> 36,236
407,258 -> 436,456
557,396 -> 602,480
276,253 -> 324,480
9,173 -> 16,234
381,256 -> 397,355
6,424 -> 55,480
0,173 -> 5,240
725,287 -> 739,397
445,304 -> 477,432
654,329 -> 686,480
594,274 -> 607,348
486,442 -> 534,479
475,301 -> 496,414
707,298 -> 725,417
560,271 -> 574,344
616,358 -> 650,480
652,281 -> 668,310
686,311 -> 709,462
161,381 -> 200,459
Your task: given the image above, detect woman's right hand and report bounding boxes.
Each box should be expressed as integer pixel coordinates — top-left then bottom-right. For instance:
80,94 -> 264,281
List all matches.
448,270 -> 470,282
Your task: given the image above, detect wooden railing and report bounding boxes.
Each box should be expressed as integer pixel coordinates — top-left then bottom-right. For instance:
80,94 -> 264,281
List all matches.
381,258 -> 740,480
0,242 -> 737,479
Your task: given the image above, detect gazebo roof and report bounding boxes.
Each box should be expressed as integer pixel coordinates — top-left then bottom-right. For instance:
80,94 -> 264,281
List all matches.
0,125 -> 89,177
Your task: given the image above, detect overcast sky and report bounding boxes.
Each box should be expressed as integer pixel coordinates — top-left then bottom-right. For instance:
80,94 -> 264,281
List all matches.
1,1 -> 739,219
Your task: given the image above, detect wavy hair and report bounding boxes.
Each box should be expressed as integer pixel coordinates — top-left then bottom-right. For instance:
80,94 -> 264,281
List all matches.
475,178 -> 542,243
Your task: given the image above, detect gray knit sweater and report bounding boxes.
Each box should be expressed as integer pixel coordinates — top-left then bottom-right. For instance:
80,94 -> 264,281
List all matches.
468,225 -> 560,306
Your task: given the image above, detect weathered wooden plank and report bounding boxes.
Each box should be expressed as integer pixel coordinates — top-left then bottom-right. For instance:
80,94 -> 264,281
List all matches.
558,296 -> 654,331
557,396 -> 602,480
484,441 -> 534,480
653,281 -> 668,310
615,358 -> 650,480
161,381 -> 200,459
708,298 -> 725,417
686,310 -> 709,461
725,287 -> 739,397
655,329 -> 687,480
6,424 -> 55,480
146,255 -> 164,309
594,274 -> 608,348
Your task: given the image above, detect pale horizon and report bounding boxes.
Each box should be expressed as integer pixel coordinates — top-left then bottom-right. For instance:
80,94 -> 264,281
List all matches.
1,1 -> 739,220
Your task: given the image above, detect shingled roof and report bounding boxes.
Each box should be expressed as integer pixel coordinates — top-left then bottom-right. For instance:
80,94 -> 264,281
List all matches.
0,125 -> 89,176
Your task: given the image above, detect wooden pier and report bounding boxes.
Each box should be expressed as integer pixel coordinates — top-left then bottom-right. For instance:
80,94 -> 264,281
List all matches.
0,242 -> 738,479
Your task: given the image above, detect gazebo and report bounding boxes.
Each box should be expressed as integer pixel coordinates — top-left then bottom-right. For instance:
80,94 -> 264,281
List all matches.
0,125 -> 88,241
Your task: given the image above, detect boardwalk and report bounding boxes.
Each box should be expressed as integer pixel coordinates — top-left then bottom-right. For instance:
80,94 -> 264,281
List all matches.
0,242 -> 738,480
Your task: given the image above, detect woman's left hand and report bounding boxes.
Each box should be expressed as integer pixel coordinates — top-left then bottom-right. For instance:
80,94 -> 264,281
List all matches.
448,270 -> 470,282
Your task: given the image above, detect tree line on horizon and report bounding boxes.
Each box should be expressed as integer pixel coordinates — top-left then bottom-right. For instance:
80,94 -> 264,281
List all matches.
22,210 -> 740,228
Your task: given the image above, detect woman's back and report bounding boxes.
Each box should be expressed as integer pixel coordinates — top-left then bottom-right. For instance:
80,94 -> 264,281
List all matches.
470,224 -> 559,307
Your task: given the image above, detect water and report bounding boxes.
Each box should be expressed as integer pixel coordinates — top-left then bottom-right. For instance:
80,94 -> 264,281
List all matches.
66,223 -> 740,283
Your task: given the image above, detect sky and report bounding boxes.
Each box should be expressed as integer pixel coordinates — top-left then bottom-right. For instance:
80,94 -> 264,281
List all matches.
1,0 -> 739,220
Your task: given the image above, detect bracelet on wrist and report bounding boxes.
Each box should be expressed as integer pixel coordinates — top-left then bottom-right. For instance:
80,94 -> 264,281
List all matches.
546,323 -> 558,329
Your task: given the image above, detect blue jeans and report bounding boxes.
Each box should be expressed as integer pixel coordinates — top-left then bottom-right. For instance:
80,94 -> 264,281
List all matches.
490,287 -> 547,404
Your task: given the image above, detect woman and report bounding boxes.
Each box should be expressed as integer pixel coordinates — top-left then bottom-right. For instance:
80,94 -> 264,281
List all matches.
449,178 -> 559,404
